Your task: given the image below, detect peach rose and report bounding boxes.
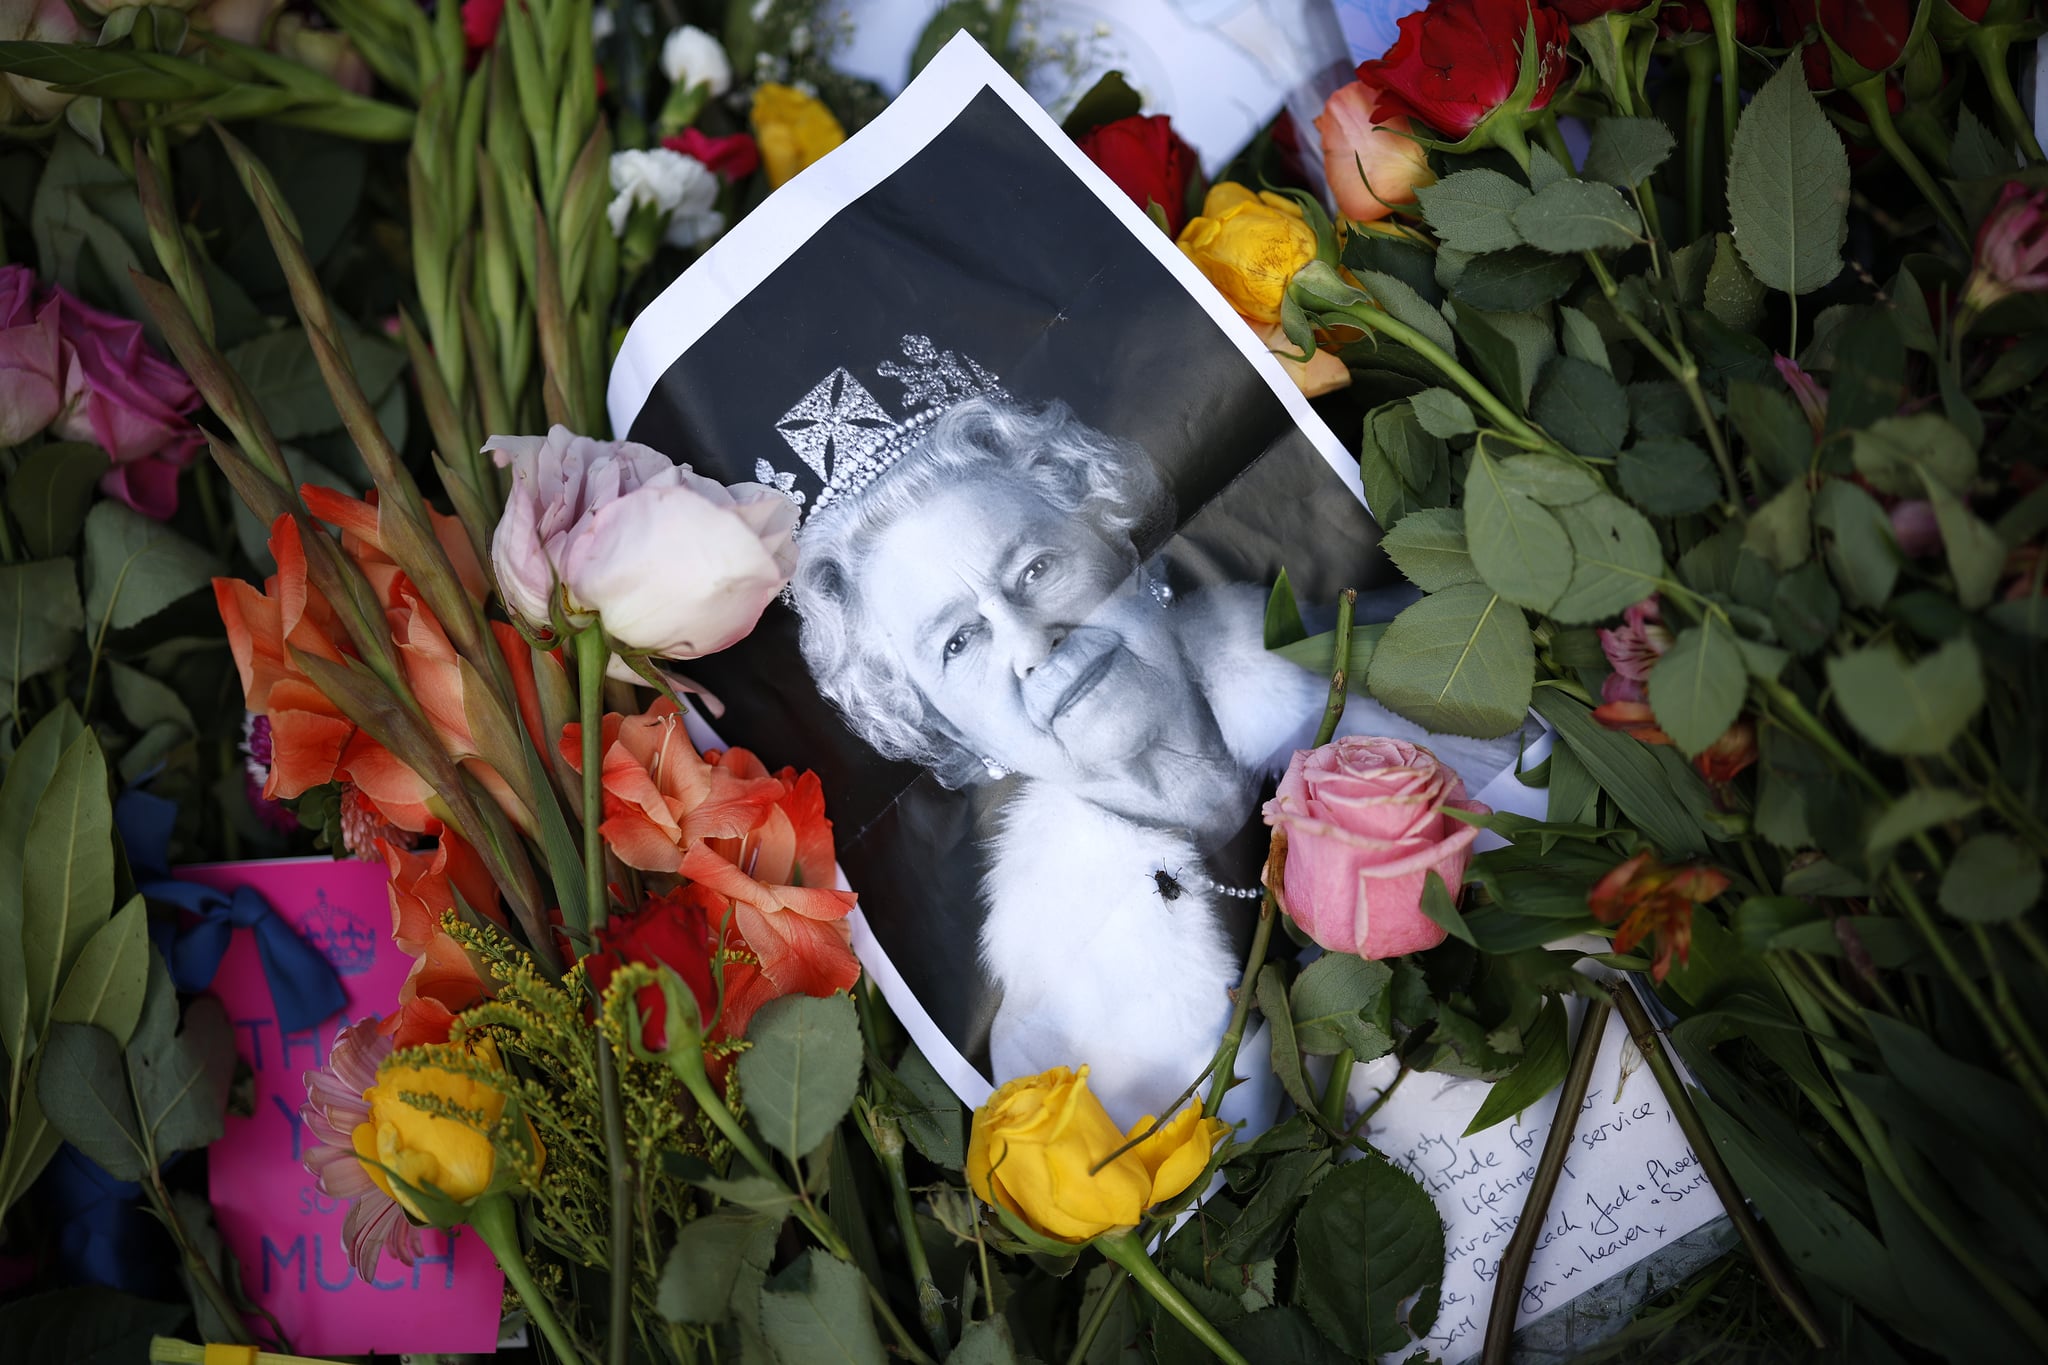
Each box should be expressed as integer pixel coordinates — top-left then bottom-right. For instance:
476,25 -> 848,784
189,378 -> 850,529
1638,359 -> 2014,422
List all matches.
1315,80 -> 1434,224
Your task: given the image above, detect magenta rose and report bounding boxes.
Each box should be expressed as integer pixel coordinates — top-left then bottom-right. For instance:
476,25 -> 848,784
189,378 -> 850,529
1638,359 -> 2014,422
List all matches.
0,264 -> 62,446
44,287 -> 204,519
1261,737 -> 1488,960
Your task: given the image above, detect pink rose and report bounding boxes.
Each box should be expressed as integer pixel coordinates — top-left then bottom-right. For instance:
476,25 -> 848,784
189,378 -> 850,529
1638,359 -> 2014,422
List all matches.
44,287 -> 203,519
486,426 -> 798,662
1,0 -> 86,121
0,264 -> 62,445
1262,736 -> 1488,960
1313,80 -> 1433,224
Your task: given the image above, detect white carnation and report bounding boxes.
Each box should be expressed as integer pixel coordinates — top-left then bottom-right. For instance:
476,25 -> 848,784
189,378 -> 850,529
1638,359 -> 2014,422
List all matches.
660,24 -> 731,96
607,148 -> 725,248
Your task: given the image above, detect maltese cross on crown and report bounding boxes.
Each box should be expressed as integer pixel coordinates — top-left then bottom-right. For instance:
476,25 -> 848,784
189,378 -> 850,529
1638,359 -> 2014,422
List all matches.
770,335 -> 1007,521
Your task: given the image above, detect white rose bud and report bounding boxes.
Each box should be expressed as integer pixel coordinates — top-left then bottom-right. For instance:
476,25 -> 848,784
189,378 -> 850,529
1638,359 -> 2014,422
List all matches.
485,427 -> 798,662
660,24 -> 731,97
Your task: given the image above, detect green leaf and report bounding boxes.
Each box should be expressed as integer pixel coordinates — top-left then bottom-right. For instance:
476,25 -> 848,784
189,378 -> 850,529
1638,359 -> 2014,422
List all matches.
1418,869 -> 1476,947
1629,380 -> 1694,438
1826,637 -> 1984,757
1366,584 -> 1534,738
129,955 -> 232,1162
1726,380 -> 1811,490
1726,61 -> 1848,295
1938,835 -> 2042,923
1850,413 -> 1975,498
1866,789 -> 1982,859
1703,233 -> 1766,332
1550,495 -> 1668,624
35,1022 -> 148,1181
0,558 -> 83,686
1532,691 -> 1709,856
1647,619 -> 1748,757
948,1317 -> 1021,1365
1495,454 -> 1602,506
758,1249 -> 886,1365
1584,117 -> 1676,187
1220,1149 -> 1332,1265
1511,178 -> 1642,253
1416,169 -> 1528,253
1465,448 -> 1574,612
1264,568 -> 1307,650
1380,508 -> 1480,592
0,1286 -> 188,1365
1450,247 -> 1580,312
21,727 -> 112,1035
1771,562 -> 1840,655
1950,105 -> 2014,180
1289,955 -> 1394,1059
885,1044 -> 965,1171
108,662 -> 195,736
1410,388 -> 1476,439
1358,269 -> 1456,355
0,705 -> 81,1074
1059,69 -> 1142,137
49,896 -> 147,1047
657,1210 -> 779,1323
1814,479 -> 1900,610
1464,994 -> 1568,1136
1743,479 -> 1813,572
1619,438 -> 1719,516
6,443 -> 109,559
1293,1156 -> 1445,1357
1531,355 -> 1629,458
1559,305 -> 1611,374
1450,304 -> 1554,412
1257,964 -> 1319,1117
736,993 -> 863,1162
1924,480 -> 2004,611
82,501 -> 219,633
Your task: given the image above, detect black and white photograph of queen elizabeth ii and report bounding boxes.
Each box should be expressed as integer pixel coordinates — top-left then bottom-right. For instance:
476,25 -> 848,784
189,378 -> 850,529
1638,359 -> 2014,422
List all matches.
605,39 -> 1534,1126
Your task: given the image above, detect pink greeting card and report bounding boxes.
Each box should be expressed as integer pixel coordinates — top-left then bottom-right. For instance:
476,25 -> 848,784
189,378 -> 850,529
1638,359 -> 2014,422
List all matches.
189,857 -> 505,1355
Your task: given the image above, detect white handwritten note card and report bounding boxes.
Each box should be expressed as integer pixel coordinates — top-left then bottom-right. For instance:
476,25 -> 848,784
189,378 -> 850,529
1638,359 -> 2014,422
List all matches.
1351,1005 -> 1721,1364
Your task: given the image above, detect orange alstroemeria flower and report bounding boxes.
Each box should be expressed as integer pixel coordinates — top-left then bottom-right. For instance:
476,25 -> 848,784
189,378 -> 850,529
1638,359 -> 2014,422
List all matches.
1588,852 -> 1730,982
678,748 -> 860,1000
562,697 -> 785,874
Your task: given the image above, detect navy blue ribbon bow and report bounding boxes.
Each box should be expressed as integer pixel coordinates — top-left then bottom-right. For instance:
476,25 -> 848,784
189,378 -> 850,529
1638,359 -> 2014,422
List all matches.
117,788 -> 348,1035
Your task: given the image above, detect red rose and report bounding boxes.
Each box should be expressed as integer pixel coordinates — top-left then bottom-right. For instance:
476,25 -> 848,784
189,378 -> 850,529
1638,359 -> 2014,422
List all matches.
1550,0 -> 1652,21
1356,0 -> 1571,140
1075,114 -> 1199,235
588,884 -> 781,1081
462,0 -> 503,52
1819,0 -> 1912,72
663,128 -> 761,181
1657,0 -> 1770,40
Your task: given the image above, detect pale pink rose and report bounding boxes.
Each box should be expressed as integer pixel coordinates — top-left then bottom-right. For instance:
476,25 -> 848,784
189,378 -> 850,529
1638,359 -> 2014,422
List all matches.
1,0 -> 86,121
1888,499 -> 1942,558
486,426 -> 798,661
0,265 -> 62,444
272,14 -> 373,96
1262,736 -> 1488,960
1314,80 -> 1434,224
195,0 -> 283,44
44,287 -> 203,519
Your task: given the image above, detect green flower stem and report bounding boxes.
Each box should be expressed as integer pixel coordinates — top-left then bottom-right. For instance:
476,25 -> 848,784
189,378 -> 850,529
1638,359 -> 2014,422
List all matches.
1096,1230 -> 1250,1365
1065,1268 -> 1128,1365
2013,920 -> 2048,978
471,1193 -> 586,1364
869,1110 -> 950,1355
1680,41 -> 1714,243
1583,254 -> 1743,515
1846,80 -> 1969,242
1701,0 -> 1741,164
575,626 -> 632,1365
1970,29 -> 2046,164
1482,998 -> 1612,1365
1608,983 -> 1828,1348
1319,1047 -> 1356,1129
1328,304 -> 1549,451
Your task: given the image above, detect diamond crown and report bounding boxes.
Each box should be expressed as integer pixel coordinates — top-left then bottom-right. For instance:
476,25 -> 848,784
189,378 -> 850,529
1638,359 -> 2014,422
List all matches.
767,335 -> 1007,522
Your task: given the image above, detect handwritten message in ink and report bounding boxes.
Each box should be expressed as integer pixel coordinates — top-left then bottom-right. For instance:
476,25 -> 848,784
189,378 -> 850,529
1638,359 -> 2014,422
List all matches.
1356,1006 -> 1719,1364
189,858 -> 505,1354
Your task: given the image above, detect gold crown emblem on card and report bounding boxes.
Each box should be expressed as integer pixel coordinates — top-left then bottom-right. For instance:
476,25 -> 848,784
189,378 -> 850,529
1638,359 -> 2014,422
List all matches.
766,335 -> 1008,522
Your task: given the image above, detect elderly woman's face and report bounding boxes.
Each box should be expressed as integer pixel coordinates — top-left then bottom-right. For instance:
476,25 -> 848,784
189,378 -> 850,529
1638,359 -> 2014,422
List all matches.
862,482 -> 1206,789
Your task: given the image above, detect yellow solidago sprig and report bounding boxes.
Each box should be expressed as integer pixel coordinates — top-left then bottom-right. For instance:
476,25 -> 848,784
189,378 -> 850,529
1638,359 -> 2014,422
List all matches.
966,1065 -> 1247,1365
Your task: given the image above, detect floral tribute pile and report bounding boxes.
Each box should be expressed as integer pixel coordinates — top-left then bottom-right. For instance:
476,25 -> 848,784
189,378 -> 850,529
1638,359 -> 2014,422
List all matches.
0,0 -> 2042,1362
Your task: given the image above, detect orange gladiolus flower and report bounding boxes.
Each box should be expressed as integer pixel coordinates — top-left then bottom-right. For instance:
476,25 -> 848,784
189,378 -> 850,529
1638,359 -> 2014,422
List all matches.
377,834 -> 499,1050
1587,852 -> 1730,982
301,484 -> 489,608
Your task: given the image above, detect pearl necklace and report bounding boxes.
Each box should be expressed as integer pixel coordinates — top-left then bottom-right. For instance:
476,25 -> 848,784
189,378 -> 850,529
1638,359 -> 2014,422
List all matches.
1153,868 -> 1263,902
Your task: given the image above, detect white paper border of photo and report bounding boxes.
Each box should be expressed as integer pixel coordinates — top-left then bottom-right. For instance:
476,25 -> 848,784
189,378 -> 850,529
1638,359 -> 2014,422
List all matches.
608,32 -> 1550,1109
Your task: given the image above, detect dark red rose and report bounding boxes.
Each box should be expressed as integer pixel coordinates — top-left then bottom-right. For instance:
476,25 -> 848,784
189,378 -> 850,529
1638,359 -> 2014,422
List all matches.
663,128 -> 762,181
462,0 -> 503,52
1657,0 -> 1769,40
1075,114 -> 1200,234
1776,0 -> 1838,88
1551,0 -> 1653,22
588,885 -> 781,1081
1819,0 -> 1913,71
1357,0 -> 1571,140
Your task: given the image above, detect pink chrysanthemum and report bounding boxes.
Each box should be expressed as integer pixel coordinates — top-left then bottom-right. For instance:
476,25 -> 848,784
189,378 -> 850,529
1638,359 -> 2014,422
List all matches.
301,1018 -> 421,1281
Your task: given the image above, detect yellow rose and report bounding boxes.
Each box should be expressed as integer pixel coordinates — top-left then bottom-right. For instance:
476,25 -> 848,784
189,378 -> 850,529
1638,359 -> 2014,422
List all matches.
965,1066 -> 1229,1242
352,1036 -> 536,1219
1176,184 -> 1319,325
750,83 -> 846,189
